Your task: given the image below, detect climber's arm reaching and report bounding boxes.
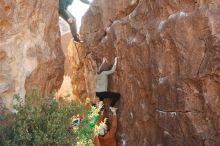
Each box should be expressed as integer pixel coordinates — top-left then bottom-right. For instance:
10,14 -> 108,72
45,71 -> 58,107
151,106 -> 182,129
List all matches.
102,57 -> 118,75
98,57 -> 107,72
99,107 -> 117,139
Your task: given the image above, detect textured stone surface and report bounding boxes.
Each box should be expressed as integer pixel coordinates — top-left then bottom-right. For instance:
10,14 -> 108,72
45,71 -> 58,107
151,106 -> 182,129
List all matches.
59,39 -> 96,101
80,0 -> 220,146
57,31 -> 97,103
0,0 -> 64,109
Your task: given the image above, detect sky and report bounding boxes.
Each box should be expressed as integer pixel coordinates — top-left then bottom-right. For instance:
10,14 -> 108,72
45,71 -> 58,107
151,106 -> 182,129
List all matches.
68,0 -> 91,32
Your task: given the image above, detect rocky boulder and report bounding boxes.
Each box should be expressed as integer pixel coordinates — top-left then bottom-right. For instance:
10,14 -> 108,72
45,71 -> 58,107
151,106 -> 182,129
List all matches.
0,0 -> 64,109
80,0 -> 220,145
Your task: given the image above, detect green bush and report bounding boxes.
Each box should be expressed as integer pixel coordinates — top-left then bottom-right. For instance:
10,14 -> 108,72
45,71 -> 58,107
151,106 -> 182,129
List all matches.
0,89 -> 99,146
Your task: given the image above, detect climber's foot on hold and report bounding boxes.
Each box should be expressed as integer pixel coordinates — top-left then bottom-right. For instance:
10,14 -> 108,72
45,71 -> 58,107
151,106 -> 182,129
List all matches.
73,36 -> 84,43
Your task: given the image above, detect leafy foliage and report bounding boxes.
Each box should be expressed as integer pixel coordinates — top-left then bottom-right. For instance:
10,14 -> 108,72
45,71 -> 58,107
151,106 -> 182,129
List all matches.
0,89 -> 99,146
74,104 -> 100,146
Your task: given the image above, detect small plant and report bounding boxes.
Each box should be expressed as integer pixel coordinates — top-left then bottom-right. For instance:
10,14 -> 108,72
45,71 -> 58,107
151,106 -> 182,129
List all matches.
0,89 -> 99,146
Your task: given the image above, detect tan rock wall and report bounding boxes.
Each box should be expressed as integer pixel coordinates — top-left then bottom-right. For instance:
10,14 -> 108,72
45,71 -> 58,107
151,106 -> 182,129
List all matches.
80,0 -> 220,145
0,0 -> 64,109
59,39 -> 96,101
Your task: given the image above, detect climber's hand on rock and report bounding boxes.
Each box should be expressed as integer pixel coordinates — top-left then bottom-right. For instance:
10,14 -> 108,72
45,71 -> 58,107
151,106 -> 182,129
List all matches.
67,18 -> 73,23
102,57 -> 108,63
110,107 -> 118,115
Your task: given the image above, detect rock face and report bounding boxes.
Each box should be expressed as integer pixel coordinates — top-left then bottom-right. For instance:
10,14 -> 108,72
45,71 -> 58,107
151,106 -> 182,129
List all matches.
80,0 -> 220,146
0,0 -> 64,109
58,38 -> 97,101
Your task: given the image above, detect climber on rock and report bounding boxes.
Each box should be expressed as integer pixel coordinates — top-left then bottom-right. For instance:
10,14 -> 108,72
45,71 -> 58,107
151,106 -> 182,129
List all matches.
59,0 -> 90,42
95,107 -> 118,146
96,57 -> 120,109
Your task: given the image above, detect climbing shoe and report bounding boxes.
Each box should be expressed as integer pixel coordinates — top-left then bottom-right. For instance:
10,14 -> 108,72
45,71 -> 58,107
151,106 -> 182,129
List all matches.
73,36 -> 84,43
